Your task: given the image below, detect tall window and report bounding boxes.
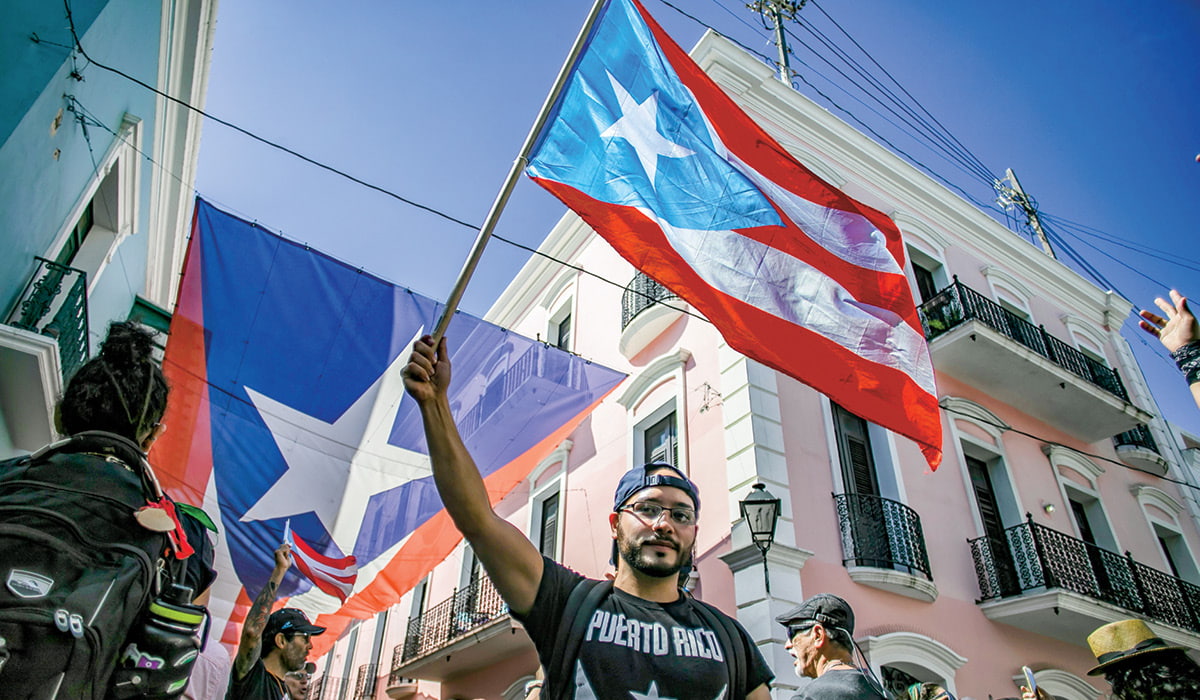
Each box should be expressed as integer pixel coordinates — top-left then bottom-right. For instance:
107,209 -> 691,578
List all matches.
833,404 -> 880,497
538,491 -> 560,558
966,455 -> 1018,594
643,412 -> 677,467
555,313 -> 572,351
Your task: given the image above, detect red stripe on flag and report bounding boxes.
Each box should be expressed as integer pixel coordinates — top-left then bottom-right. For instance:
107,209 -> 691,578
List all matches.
153,207 -> 215,505
536,179 -> 941,467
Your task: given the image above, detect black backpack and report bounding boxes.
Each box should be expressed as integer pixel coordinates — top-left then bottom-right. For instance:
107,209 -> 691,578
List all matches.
0,431 -> 185,700
542,580 -> 749,700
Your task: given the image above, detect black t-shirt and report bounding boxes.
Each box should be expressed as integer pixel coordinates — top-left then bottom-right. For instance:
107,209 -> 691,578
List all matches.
515,558 -> 774,699
791,669 -> 886,700
227,659 -> 286,700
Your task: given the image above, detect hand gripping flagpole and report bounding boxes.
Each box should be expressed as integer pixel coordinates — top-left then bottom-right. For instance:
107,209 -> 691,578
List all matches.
432,0 -> 610,342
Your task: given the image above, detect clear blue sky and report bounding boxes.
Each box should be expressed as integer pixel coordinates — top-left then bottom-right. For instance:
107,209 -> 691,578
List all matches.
195,0 -> 1200,436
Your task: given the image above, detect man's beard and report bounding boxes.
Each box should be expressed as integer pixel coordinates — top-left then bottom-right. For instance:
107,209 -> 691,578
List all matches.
283,645 -> 308,672
617,528 -> 689,578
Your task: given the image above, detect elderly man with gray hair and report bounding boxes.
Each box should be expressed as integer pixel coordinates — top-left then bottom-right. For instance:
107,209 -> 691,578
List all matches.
777,593 -> 886,699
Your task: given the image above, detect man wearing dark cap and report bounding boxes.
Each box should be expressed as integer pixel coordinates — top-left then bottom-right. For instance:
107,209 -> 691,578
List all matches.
404,336 -> 773,700
230,544 -> 326,700
776,593 -> 886,699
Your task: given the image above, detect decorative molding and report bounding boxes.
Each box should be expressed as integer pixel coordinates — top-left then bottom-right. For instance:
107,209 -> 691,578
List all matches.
720,542 -> 813,573
859,631 -> 966,694
1131,484 -> 1184,519
1010,669 -> 1100,700
1059,314 -> 1109,356
891,212 -> 952,254
529,439 -> 573,485
616,349 -> 692,409
981,265 -> 1036,306
940,396 -> 1010,441
1044,444 -> 1105,483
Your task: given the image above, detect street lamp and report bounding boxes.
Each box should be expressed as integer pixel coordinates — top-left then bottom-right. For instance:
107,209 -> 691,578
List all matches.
739,482 -> 781,593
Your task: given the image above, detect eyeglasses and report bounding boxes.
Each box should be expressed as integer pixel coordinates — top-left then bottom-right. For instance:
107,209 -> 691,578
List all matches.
787,623 -> 816,639
619,501 -> 697,526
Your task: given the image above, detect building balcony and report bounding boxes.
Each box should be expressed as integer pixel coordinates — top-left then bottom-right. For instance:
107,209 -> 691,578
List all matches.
389,574 -> 531,683
1113,424 -> 1169,475
970,516 -> 1200,648
312,675 -> 346,700
354,662 -> 379,700
919,278 -> 1151,443
385,643 -> 418,699
833,493 -> 936,601
619,271 -> 691,359
1,257 -> 90,452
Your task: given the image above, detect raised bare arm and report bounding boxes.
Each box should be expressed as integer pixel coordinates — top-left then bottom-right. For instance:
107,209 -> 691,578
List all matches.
233,543 -> 291,679
402,335 -> 544,615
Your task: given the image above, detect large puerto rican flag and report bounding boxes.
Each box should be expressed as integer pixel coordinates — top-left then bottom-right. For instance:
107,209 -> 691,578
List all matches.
526,0 -> 941,467
152,199 -> 626,656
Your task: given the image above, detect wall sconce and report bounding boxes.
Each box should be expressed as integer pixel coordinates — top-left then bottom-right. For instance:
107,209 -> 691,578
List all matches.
1041,501 -> 1055,515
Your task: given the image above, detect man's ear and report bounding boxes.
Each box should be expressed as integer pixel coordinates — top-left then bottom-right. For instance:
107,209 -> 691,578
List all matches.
274,632 -> 287,651
811,623 -> 828,649
609,511 -> 619,536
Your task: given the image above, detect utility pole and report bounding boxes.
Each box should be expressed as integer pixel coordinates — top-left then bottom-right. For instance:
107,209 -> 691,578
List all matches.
749,0 -> 807,84
995,167 -> 1056,259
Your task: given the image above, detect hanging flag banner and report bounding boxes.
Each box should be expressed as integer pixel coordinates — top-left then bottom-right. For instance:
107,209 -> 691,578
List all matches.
152,198 -> 626,656
526,0 -> 941,467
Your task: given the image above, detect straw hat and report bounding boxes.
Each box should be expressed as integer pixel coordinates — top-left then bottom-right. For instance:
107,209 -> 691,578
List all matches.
1086,619 -> 1187,675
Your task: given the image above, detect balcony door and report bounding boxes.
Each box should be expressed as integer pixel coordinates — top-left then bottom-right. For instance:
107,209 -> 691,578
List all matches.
1069,496 -> 1114,596
966,456 -> 1019,594
833,404 -> 893,568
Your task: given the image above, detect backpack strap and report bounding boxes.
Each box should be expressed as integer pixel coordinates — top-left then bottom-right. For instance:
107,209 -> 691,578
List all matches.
690,599 -> 749,700
544,578 -> 613,700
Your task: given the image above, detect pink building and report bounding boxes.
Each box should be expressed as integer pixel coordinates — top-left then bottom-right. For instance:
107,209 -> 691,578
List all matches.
314,30 -> 1200,700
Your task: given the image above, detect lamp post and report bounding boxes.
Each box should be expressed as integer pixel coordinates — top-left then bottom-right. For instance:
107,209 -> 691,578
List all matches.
739,483 -> 781,593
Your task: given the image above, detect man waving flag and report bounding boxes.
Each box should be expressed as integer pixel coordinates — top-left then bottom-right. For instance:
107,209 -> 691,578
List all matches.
525,0 -> 941,467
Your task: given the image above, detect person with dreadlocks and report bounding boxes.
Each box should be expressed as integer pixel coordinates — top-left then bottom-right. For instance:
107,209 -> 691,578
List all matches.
0,321 -> 200,699
1021,619 -> 1200,700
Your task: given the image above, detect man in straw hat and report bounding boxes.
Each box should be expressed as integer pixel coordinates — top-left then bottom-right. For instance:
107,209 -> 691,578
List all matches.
1021,618 -> 1200,700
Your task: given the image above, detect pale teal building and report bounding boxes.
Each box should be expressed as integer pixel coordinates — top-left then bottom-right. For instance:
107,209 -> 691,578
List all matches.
0,0 -> 217,456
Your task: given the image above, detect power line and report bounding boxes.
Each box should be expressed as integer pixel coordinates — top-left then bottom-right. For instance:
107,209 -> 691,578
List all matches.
939,403 -> 1200,499
58,0 -> 708,327
806,0 -> 994,184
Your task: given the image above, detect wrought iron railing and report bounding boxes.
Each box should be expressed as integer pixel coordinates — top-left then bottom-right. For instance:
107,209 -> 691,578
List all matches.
313,676 -> 346,700
400,574 -> 508,663
6,257 -> 90,381
621,271 -> 680,329
388,642 -> 412,687
1114,424 -> 1160,454
833,493 -> 933,580
354,662 -> 378,699
456,343 -> 588,437
918,277 -> 1129,402
970,515 -> 1200,633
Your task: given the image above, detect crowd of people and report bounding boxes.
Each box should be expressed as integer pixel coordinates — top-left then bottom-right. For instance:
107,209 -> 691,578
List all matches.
1,284 -> 1198,700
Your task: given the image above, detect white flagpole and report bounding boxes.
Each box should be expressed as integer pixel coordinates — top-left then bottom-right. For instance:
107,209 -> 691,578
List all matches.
432,0 -> 610,342
283,518 -> 292,545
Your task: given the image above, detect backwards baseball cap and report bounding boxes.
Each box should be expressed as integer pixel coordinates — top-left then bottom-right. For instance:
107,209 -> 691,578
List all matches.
776,593 -> 855,636
613,462 -> 700,512
264,608 -> 326,641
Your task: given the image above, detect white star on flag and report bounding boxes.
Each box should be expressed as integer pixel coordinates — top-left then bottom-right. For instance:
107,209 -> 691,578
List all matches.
600,72 -> 694,186
240,329 -> 429,555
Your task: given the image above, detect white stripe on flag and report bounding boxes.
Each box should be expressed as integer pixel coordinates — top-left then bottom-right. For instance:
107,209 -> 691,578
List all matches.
647,210 -> 936,395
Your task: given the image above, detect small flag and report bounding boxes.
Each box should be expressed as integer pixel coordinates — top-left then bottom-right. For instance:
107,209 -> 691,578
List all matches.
285,521 -> 357,603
